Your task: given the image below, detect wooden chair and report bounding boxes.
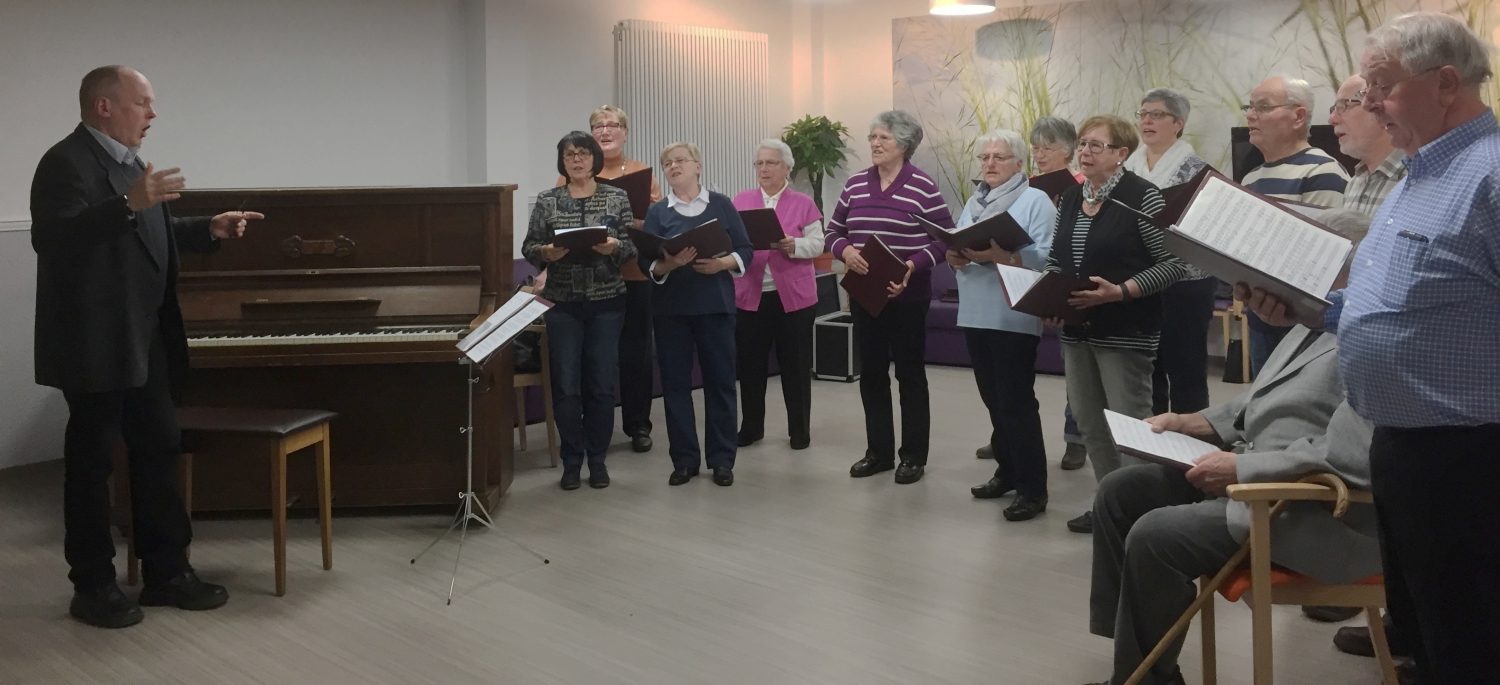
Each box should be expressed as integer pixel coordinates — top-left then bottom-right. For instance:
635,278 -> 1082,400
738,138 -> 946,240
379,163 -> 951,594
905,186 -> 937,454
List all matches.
1213,298 -> 1252,383
114,408 -> 337,597
512,292 -> 559,467
1125,473 -> 1398,685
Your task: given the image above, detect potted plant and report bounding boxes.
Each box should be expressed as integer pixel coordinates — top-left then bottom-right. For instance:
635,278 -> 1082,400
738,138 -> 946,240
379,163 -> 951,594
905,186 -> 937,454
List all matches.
780,115 -> 852,216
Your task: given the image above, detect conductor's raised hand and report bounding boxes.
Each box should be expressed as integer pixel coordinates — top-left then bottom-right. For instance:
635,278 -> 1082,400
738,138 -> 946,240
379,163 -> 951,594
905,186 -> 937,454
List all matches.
886,260 -> 914,299
592,237 -> 619,256
126,163 -> 186,212
1234,283 -> 1298,327
841,245 -> 869,275
1068,276 -> 1123,309
662,245 -> 698,270
209,210 -> 264,240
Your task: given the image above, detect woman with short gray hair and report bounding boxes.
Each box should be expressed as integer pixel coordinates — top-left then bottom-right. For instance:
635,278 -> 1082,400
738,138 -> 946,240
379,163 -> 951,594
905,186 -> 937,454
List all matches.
1124,88 -> 1216,419
1030,116 -> 1083,181
825,110 -> 953,485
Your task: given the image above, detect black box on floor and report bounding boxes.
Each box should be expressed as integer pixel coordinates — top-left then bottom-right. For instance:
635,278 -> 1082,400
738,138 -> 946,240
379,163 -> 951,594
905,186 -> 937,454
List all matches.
814,311 -> 860,382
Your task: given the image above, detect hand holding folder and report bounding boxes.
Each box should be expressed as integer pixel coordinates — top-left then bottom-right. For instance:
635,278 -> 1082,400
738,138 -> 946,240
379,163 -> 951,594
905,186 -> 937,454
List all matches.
839,235 -> 910,317
995,264 -> 1097,324
629,219 -> 733,261
912,211 -> 1035,254
739,208 -> 787,250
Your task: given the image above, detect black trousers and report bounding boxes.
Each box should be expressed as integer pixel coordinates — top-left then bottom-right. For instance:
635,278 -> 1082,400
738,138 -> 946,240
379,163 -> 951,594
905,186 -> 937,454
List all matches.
736,291 -> 815,442
62,335 -> 191,591
963,328 -> 1047,499
1371,424 -> 1500,684
1151,277 -> 1216,415
618,279 -> 655,438
851,299 -> 929,465
654,313 -> 738,471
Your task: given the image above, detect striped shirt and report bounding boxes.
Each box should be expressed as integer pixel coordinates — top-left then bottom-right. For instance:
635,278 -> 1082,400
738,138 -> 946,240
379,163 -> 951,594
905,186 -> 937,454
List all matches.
1046,187 -> 1184,351
826,162 -> 952,302
1241,147 -> 1350,208
1341,148 -> 1407,218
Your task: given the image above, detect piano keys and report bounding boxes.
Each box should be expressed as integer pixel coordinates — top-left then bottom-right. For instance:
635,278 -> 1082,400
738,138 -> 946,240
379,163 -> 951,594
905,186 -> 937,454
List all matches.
169,186 -> 517,512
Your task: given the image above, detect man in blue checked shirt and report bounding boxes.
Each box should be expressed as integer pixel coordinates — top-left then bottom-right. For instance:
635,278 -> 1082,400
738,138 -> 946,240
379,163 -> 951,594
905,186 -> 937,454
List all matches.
1241,13 -> 1500,684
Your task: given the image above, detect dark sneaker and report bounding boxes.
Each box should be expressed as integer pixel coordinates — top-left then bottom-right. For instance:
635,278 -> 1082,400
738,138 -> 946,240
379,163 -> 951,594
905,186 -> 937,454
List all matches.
138,570 -> 229,611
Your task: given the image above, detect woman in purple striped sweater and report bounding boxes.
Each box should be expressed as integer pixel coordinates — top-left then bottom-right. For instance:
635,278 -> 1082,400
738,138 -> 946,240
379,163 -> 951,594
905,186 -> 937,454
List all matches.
825,110 -> 953,485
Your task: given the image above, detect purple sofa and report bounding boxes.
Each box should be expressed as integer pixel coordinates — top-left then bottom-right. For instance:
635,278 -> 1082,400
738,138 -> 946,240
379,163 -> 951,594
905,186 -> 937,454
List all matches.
924,265 -> 1064,375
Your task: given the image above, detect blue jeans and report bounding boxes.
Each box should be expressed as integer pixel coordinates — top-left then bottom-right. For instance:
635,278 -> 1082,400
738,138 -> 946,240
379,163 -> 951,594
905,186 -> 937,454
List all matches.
545,300 -> 625,469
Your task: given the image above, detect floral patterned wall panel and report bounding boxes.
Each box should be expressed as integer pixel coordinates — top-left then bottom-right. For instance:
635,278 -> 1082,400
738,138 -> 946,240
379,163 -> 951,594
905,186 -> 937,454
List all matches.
893,0 -> 1500,205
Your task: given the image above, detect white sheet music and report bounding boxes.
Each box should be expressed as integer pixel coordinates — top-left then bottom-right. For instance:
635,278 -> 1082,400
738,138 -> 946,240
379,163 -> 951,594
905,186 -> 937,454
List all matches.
463,299 -> 550,364
995,263 -> 1042,307
1174,176 -> 1352,296
1104,410 -> 1220,468
457,291 -> 535,353
555,225 -> 606,235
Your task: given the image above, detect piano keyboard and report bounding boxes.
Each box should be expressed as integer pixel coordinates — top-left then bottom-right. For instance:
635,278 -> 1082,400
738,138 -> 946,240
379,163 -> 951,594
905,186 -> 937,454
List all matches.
189,327 -> 467,348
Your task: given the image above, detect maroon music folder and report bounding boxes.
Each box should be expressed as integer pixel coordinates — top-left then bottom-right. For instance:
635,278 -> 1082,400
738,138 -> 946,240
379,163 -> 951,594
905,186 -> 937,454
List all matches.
550,226 -> 609,255
598,168 -> 653,220
994,264 -> 1098,325
629,219 -> 734,261
1030,169 -> 1081,202
839,234 -> 909,317
739,208 -> 786,250
912,211 -> 1035,254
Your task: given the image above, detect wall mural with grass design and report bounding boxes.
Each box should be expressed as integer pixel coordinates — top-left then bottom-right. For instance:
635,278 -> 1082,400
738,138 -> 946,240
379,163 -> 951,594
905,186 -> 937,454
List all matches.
895,0 -> 1500,206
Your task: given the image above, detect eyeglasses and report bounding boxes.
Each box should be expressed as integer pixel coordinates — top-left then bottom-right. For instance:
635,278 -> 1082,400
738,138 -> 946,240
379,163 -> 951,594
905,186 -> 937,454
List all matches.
1329,98 -> 1364,115
591,122 -> 624,132
868,133 -> 897,144
976,153 -> 1015,163
1240,103 -> 1297,115
662,158 -> 695,168
562,150 -> 594,160
1076,140 -> 1124,154
1357,67 -> 1439,102
1135,109 -> 1176,121
752,159 -> 787,168
1032,144 -> 1066,155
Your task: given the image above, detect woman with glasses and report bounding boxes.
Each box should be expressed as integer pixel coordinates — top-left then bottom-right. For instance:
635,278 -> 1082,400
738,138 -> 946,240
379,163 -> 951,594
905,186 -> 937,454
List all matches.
640,142 -> 754,487
947,130 -> 1056,521
1123,89 -> 1217,420
522,131 -> 638,490
1042,115 -> 1186,534
826,110 -> 952,485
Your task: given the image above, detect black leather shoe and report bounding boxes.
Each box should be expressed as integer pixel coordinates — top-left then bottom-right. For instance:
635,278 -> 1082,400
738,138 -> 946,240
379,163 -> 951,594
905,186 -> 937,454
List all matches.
1303,605 -> 1363,622
736,431 -> 761,447
1335,616 -> 1410,658
631,434 -> 653,453
850,455 -> 895,478
70,582 -> 143,629
970,476 -> 1015,499
560,469 -> 582,490
587,465 -> 609,489
894,462 -> 924,484
1061,442 -> 1087,470
668,468 -> 699,486
1067,511 -> 1094,534
975,444 -> 994,459
138,570 -> 229,611
1003,495 -> 1048,521
790,435 -> 810,450
712,467 -> 734,486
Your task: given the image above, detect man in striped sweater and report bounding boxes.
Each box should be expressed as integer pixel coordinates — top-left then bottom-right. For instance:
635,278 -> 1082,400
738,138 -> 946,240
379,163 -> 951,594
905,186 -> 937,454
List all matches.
1240,75 -> 1350,377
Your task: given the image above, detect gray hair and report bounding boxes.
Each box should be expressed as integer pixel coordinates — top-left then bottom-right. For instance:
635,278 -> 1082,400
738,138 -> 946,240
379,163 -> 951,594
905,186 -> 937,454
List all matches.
756,138 -> 796,169
1366,12 -> 1494,88
1029,116 -> 1078,160
870,110 -> 924,160
1320,208 -> 1374,247
1142,88 -> 1192,137
1274,75 -> 1317,137
975,129 -> 1029,169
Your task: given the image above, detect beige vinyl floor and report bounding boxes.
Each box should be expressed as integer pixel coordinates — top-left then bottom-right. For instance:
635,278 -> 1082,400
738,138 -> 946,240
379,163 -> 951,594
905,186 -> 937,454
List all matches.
0,365 -> 1391,685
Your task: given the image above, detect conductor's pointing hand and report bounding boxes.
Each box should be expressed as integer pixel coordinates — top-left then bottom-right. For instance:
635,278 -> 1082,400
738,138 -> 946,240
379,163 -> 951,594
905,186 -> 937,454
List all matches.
210,210 -> 264,239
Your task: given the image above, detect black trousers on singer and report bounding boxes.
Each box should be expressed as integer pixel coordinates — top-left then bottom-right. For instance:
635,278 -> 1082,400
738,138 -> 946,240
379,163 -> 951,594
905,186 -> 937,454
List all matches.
963,327 -> 1047,499
851,299 -> 930,466
618,279 -> 655,438
1151,277 -> 1217,415
736,290 -> 815,443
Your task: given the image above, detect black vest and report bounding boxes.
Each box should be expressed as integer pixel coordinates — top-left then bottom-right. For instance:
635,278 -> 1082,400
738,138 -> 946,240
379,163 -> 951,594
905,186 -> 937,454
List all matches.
1053,170 -> 1164,339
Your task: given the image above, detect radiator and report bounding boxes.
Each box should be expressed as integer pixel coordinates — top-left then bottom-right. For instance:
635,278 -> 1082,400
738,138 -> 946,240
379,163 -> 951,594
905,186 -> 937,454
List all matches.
614,20 -> 769,197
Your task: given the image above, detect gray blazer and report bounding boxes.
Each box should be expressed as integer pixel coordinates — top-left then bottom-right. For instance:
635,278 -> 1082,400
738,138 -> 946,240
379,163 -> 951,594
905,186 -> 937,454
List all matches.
1201,326 -> 1382,584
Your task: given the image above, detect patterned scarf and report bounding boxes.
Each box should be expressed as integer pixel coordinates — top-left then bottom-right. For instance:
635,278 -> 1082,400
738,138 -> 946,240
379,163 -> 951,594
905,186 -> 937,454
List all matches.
1081,168 -> 1124,206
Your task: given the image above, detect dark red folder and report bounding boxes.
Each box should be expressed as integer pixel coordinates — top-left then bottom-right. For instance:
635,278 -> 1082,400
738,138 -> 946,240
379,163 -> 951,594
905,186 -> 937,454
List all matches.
739,208 -> 786,250
598,169 -> 653,220
839,235 -> 909,317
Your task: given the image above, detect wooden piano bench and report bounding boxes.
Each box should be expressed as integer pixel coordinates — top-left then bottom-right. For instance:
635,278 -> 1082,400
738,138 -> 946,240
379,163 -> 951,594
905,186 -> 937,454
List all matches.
114,407 -> 338,597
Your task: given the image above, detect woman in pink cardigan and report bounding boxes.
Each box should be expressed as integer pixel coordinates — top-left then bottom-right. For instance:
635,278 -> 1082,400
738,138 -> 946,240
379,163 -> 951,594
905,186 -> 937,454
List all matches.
732,139 -> 825,450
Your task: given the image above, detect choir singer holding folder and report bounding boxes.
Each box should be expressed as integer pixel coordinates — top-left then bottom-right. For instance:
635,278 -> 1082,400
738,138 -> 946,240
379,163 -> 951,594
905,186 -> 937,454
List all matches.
640,142 -> 753,487
732,140 -> 824,450
944,130 -> 1056,521
1041,115 -> 1187,535
827,111 -> 951,485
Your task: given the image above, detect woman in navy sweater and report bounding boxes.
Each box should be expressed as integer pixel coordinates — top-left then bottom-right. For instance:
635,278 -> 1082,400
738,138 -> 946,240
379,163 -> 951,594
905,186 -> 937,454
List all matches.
639,142 -> 754,487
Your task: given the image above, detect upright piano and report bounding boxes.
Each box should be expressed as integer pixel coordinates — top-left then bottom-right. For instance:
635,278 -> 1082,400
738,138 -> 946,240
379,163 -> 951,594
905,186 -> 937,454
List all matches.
169,186 -> 517,512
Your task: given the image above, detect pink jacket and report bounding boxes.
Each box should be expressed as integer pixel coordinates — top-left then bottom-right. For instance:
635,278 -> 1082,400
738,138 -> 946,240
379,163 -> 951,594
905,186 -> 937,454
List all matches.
732,188 -> 822,312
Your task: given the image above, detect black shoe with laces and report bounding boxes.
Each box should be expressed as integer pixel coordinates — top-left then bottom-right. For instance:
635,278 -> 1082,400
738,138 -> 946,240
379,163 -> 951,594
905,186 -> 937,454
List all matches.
70,582 -> 144,629
1003,494 -> 1048,521
1067,511 -> 1094,534
970,476 -> 1015,499
850,454 -> 895,478
894,462 -> 924,484
138,569 -> 229,611
668,468 -> 699,486
712,467 -> 734,486
631,433 -> 652,453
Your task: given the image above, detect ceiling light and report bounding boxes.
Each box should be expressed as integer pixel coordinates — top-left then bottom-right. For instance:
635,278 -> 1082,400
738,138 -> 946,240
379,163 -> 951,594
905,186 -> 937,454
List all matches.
930,0 -> 997,16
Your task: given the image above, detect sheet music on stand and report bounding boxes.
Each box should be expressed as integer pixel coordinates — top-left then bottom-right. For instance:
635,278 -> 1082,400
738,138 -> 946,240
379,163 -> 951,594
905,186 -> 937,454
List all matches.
457,292 -> 554,364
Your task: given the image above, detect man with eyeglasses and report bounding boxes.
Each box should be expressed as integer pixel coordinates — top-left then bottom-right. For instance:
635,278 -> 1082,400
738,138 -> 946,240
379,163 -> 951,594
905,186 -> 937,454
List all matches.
1329,74 -> 1406,221
1241,13 -> 1500,683
1239,75 -> 1350,379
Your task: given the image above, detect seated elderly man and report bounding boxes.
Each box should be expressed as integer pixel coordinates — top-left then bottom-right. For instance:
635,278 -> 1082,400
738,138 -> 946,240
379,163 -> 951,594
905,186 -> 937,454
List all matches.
1085,210 -> 1381,685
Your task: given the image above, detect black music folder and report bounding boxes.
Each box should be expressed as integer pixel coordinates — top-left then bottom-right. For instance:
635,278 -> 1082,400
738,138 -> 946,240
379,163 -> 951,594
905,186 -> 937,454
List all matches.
598,168 -> 654,220
912,211 -> 1035,254
629,219 -> 734,261
550,226 -> 609,254
994,264 -> 1097,324
839,235 -> 909,318
739,208 -> 786,250
1030,169 -> 1081,202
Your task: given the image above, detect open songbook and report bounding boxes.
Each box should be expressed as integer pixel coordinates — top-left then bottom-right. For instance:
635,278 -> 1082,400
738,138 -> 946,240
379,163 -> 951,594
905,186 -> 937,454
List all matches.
629,219 -> 733,261
911,212 -> 1035,253
1163,171 -> 1353,324
1104,410 -> 1220,471
739,208 -> 786,250
598,168 -> 653,220
456,291 -> 554,365
994,264 -> 1097,324
839,234 -> 909,317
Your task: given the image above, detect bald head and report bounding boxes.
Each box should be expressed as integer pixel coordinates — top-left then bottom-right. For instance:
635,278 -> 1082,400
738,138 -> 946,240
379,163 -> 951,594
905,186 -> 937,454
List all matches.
79,66 -> 156,148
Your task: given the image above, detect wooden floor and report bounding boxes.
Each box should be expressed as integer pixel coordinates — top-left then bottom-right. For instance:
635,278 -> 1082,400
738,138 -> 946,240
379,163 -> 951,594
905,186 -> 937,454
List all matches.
0,367 -> 1389,684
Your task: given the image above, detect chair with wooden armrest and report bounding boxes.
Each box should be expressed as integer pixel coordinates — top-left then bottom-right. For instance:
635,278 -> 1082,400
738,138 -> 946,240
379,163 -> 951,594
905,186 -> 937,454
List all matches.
1125,473 -> 1398,685
512,284 -> 559,467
